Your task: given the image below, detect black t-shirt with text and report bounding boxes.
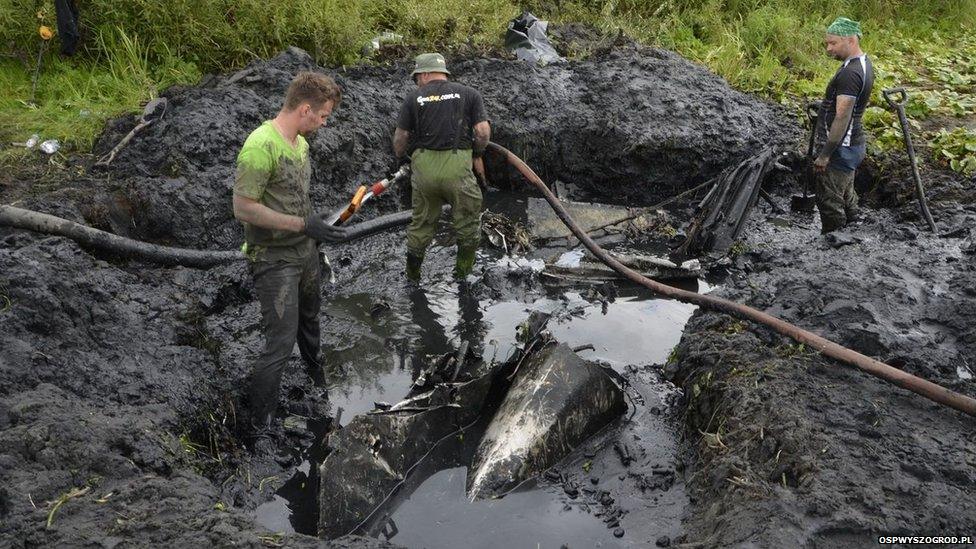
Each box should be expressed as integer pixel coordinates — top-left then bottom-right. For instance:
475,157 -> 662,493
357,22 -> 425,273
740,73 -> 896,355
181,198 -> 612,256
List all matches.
819,54 -> 874,147
396,80 -> 487,151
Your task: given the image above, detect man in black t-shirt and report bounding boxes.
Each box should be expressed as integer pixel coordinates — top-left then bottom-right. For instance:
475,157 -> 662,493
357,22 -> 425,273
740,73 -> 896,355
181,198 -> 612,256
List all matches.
814,17 -> 875,233
393,53 -> 491,281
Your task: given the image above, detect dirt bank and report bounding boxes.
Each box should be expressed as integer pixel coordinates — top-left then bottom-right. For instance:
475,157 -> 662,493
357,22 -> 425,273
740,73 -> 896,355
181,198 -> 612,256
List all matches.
667,172 -> 976,546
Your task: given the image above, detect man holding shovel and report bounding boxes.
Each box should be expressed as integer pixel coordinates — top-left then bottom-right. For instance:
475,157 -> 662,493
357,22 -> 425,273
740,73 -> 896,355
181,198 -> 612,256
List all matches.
813,17 -> 875,233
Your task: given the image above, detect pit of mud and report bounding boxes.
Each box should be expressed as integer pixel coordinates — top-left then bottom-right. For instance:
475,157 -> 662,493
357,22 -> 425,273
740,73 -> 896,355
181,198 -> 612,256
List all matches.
251,190 -> 708,547
3,43 -> 975,549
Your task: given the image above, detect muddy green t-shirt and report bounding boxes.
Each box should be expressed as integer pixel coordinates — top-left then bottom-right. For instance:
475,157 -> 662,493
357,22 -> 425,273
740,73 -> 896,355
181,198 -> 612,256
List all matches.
234,121 -> 315,262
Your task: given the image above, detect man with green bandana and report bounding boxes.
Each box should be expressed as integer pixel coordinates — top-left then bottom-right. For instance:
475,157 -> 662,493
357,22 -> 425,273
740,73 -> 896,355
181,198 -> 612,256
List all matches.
393,52 -> 491,281
814,17 -> 875,233
233,72 -> 347,453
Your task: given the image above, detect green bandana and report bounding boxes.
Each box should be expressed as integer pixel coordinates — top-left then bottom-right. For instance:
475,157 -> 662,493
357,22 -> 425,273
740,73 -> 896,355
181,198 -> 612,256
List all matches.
827,17 -> 862,38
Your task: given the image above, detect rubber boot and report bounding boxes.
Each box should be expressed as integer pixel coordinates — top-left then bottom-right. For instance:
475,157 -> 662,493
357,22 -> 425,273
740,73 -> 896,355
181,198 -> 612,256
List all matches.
305,360 -> 327,388
248,412 -> 275,456
453,246 -> 477,279
406,252 -> 424,282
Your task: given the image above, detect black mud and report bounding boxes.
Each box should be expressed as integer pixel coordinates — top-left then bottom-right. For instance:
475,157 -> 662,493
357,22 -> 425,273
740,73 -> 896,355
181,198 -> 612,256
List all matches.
30,43 -> 794,252
666,176 -> 976,546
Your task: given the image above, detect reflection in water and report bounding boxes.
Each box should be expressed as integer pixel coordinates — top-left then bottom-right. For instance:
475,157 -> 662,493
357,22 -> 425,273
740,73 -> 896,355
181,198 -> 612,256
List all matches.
256,188 -> 705,539
389,468 -> 627,549
321,280 -> 490,419
409,281 -> 487,366
256,278 -> 702,538
318,293 -> 415,418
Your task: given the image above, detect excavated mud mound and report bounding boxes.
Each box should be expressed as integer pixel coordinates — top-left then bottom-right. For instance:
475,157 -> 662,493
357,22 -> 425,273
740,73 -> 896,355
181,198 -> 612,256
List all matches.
80,45 -> 794,250
1,45 -> 794,546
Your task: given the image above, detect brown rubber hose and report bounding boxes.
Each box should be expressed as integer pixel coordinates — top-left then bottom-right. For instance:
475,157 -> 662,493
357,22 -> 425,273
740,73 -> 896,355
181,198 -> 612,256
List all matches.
487,141 -> 976,417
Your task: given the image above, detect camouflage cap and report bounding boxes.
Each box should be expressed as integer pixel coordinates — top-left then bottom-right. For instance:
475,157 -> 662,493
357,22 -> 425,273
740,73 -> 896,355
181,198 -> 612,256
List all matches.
411,52 -> 451,77
827,17 -> 862,38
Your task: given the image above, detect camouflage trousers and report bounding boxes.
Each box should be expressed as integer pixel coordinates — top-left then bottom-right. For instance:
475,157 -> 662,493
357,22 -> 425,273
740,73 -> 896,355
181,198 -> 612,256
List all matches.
815,167 -> 859,233
407,148 -> 482,277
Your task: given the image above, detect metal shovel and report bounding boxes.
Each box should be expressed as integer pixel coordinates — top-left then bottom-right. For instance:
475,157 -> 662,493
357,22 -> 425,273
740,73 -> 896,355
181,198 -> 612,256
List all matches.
883,87 -> 937,232
790,101 -> 820,212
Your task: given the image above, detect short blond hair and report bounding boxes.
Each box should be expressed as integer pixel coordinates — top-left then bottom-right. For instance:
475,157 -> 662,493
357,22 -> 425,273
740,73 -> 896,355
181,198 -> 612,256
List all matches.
284,72 -> 341,111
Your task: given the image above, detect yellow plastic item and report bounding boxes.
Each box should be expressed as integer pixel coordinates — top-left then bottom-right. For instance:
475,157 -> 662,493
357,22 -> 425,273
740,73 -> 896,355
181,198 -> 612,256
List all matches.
39,26 -> 53,41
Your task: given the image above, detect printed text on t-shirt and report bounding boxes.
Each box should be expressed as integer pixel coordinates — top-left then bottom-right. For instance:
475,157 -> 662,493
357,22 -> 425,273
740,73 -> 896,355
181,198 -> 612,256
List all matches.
417,93 -> 461,106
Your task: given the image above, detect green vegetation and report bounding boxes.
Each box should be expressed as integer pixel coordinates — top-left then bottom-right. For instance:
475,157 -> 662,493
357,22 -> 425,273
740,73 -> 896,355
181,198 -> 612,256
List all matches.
2,0 -> 974,172
929,127 -> 976,175
728,240 -> 750,258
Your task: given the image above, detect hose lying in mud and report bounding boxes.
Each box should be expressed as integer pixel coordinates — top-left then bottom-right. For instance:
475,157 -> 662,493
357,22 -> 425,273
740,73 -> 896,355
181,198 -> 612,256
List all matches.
0,205 -> 413,269
486,141 -> 976,418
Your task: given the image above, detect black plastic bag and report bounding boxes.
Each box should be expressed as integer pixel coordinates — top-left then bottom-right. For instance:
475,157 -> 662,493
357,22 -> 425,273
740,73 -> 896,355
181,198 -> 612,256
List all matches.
55,0 -> 80,56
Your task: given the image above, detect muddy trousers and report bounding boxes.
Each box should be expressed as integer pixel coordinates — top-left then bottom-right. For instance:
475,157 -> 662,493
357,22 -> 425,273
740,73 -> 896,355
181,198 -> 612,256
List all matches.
815,167 -> 859,233
407,149 -> 483,279
247,253 -> 322,428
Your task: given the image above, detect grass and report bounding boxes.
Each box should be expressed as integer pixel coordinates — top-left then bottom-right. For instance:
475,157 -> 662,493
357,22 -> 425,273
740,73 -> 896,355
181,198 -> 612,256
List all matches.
45,486 -> 90,529
1,0 -> 974,173
0,25 -> 199,169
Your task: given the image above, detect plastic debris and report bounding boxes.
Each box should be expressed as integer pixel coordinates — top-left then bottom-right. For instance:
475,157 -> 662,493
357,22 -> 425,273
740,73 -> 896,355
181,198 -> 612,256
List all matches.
496,256 -> 545,273
39,139 -> 60,154
554,249 -> 585,268
364,32 -> 403,55
13,134 -> 40,148
505,12 -> 563,66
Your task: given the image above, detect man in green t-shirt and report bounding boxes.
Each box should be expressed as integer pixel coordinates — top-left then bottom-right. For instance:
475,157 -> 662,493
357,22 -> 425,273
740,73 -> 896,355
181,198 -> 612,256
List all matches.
232,72 -> 346,453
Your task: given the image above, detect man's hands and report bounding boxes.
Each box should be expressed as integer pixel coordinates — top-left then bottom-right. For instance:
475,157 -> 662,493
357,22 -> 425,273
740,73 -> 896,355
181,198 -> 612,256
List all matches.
387,156 -> 411,181
813,155 -> 830,173
305,212 -> 349,243
472,156 -> 487,189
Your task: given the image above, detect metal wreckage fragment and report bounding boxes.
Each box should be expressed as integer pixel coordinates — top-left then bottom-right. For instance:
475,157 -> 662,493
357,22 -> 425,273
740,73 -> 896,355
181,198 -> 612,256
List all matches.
317,313 -> 627,538
466,341 -> 626,500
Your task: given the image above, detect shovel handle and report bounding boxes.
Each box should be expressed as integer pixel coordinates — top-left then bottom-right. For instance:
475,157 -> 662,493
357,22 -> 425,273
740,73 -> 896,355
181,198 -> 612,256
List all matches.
883,87 -> 908,108
805,101 -> 821,121
804,100 -> 821,158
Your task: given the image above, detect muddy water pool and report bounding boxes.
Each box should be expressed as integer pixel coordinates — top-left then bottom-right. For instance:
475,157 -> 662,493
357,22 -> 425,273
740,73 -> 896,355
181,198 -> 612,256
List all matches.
256,193 -> 710,546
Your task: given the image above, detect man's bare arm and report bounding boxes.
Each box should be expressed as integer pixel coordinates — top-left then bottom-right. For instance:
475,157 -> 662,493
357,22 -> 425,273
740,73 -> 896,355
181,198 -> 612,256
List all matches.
233,194 -> 305,233
472,120 -> 491,154
817,96 -> 855,163
393,128 -> 411,158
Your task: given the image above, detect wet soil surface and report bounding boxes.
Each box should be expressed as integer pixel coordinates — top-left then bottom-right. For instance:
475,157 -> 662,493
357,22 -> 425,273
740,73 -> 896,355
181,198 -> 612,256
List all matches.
0,43 -> 788,547
667,175 -> 976,546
